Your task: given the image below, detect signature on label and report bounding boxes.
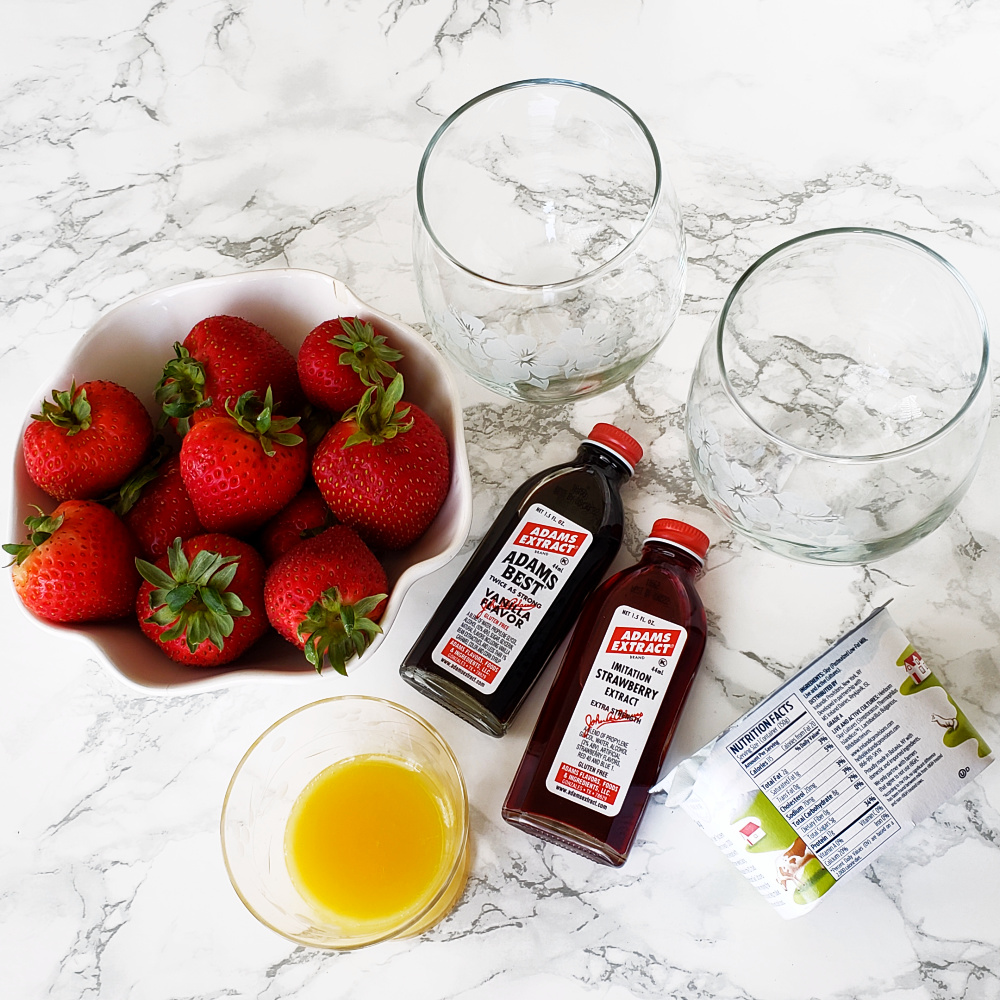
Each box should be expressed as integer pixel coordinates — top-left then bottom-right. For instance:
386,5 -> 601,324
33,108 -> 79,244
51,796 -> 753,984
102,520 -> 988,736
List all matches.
476,596 -> 538,619
584,710 -> 643,736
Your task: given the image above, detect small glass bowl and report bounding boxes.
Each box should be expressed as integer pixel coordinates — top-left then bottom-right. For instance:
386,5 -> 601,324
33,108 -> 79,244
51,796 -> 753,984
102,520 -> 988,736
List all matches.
220,696 -> 469,949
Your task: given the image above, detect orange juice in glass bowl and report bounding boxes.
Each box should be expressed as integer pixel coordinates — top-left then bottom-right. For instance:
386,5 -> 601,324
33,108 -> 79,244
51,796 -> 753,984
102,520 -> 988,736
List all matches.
221,697 -> 469,949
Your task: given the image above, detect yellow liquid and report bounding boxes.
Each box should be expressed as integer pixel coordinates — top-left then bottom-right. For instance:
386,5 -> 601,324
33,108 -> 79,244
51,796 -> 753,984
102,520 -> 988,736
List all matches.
285,755 -> 456,929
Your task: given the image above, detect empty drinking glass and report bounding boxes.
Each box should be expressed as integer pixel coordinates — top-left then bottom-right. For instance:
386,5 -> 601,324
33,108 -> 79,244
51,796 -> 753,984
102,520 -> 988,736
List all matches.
413,78 -> 686,403
685,228 -> 991,564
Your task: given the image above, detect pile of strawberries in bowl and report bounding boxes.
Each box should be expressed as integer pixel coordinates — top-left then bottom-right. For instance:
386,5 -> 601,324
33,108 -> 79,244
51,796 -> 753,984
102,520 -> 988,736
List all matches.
6,269 -> 472,691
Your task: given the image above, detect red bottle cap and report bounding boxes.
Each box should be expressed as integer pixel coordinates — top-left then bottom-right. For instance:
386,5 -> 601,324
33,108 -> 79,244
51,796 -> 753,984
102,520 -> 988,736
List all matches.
584,423 -> 643,470
645,518 -> 710,565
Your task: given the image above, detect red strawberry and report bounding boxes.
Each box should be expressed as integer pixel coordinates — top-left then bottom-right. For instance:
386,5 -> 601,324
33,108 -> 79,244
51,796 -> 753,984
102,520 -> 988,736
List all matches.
22,380 -> 155,501
118,453 -> 205,560
4,501 -> 140,622
155,315 -> 302,434
311,374 -> 450,550
258,486 -> 336,563
135,534 -> 266,666
263,525 -> 388,674
297,317 -> 402,413
180,388 -> 308,536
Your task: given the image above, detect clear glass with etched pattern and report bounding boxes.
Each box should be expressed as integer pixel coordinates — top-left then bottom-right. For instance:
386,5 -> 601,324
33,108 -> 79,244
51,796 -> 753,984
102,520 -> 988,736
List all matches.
685,228 -> 991,564
413,78 -> 686,403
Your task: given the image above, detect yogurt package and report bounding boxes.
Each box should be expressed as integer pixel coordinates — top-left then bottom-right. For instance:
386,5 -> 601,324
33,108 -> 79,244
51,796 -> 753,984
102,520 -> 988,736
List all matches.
658,606 -> 993,918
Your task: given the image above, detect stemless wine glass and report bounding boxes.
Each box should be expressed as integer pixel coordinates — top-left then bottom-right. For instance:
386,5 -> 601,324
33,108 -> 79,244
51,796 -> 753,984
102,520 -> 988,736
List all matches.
413,78 -> 686,403
685,228 -> 991,565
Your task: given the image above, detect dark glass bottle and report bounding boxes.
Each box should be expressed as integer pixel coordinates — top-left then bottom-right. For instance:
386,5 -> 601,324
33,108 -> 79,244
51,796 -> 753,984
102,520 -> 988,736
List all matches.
501,518 -> 709,865
400,423 -> 643,738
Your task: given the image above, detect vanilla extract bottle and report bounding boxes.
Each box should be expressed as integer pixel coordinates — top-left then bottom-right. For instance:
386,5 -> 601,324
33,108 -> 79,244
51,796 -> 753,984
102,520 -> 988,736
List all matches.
399,424 -> 643,738
502,519 -> 709,866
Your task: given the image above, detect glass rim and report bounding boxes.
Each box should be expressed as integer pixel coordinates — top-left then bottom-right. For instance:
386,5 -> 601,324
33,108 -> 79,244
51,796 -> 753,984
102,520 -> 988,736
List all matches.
220,694 -> 470,950
714,226 -> 992,463
415,77 -> 664,291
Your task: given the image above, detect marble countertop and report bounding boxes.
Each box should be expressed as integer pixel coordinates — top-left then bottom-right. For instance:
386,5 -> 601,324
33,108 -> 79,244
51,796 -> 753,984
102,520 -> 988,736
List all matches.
3,1 -> 999,997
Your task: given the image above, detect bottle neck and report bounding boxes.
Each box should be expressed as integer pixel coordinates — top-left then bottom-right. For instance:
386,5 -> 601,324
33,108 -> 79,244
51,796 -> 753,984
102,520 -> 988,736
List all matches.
575,442 -> 633,484
640,540 -> 704,579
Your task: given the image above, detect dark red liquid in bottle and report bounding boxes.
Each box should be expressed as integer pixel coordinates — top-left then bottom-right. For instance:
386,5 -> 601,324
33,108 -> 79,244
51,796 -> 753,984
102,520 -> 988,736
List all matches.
502,519 -> 709,865
400,424 -> 642,737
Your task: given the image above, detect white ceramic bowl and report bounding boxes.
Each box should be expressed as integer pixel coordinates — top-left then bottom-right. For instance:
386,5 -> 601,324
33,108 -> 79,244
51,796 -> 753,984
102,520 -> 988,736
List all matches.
8,268 -> 472,692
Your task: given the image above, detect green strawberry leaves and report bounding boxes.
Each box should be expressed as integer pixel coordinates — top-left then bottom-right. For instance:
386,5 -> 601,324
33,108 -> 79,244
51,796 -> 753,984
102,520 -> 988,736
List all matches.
108,436 -> 172,516
342,372 -> 413,447
297,587 -> 387,675
297,401 -> 334,451
155,343 -> 211,435
331,317 -> 403,386
226,386 -> 303,457
3,507 -> 66,566
136,537 -> 250,654
31,381 -> 92,436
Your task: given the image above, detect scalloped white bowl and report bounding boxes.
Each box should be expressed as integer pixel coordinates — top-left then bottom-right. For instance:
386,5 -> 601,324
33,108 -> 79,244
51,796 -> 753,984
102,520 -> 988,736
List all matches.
8,268 -> 472,692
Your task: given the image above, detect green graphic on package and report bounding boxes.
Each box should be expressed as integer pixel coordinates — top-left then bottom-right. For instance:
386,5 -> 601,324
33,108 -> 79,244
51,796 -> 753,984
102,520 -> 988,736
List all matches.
659,606 -> 993,919
895,644 -> 989,756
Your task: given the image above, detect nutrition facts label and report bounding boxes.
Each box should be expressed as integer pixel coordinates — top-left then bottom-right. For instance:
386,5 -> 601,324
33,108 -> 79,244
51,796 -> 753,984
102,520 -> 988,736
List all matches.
727,693 -> 900,879
667,607 -> 993,918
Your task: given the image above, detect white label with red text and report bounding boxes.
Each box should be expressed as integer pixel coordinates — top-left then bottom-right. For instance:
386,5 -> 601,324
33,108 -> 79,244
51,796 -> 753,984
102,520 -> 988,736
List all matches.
545,605 -> 687,816
431,503 -> 593,693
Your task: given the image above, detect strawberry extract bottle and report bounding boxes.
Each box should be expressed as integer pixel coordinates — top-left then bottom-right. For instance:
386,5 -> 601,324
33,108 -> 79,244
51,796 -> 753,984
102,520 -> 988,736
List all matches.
502,519 -> 709,866
399,424 -> 643,738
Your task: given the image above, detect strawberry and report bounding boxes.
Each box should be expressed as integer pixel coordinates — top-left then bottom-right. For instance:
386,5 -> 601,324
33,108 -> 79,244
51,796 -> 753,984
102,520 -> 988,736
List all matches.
311,374 -> 450,550
263,525 -> 388,674
135,534 -> 266,666
257,486 -> 336,563
297,317 -> 402,413
22,379 -> 155,501
155,315 -> 302,434
117,453 -> 205,560
4,501 -> 140,623
180,387 -> 308,536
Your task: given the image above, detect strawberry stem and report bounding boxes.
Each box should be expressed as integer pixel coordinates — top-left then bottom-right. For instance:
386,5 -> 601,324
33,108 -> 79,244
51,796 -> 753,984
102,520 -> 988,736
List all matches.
341,372 -> 413,447
3,507 -> 65,566
297,587 -> 387,675
225,386 -> 304,457
107,436 -> 172,516
155,343 -> 211,435
331,317 -> 403,387
136,537 -> 250,654
297,401 -> 334,450
31,381 -> 92,436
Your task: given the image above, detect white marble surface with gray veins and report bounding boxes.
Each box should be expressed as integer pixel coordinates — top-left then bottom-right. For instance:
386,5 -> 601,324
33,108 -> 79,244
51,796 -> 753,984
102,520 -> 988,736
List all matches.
2,1 -> 999,998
